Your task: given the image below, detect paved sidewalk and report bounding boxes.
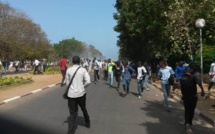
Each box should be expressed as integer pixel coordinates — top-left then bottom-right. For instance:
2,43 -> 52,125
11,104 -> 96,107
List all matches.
151,80 -> 215,127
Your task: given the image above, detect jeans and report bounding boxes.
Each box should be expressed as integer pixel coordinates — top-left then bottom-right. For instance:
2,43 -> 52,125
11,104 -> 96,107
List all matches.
115,74 -> 121,88
123,78 -> 131,94
108,72 -> 113,86
67,94 -> 90,134
137,79 -> 143,95
143,74 -> 150,89
161,84 -> 170,108
183,97 -> 197,125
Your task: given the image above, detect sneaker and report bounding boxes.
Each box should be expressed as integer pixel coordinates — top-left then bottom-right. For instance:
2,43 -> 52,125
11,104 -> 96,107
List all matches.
185,124 -> 193,134
138,96 -> 141,99
167,108 -> 171,112
141,92 -> 143,95
85,122 -> 90,128
146,88 -> 150,91
122,94 -> 126,97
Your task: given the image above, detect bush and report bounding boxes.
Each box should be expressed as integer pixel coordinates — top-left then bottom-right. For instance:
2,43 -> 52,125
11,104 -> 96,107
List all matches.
0,76 -> 32,87
29,66 -> 61,75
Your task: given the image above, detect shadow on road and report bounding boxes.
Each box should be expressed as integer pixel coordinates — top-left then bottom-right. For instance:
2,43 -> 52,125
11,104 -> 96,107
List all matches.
66,116 -> 86,134
0,115 -> 50,134
139,100 -> 215,134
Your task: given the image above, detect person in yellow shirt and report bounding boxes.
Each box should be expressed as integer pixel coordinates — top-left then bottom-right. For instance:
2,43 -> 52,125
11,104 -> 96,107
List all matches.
107,58 -> 115,87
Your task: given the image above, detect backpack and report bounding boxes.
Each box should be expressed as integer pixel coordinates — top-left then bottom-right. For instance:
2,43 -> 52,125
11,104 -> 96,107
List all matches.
180,73 -> 197,99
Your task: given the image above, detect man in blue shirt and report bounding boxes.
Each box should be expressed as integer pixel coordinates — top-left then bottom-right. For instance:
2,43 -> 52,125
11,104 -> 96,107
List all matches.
122,61 -> 135,97
158,60 -> 174,112
175,61 -> 187,80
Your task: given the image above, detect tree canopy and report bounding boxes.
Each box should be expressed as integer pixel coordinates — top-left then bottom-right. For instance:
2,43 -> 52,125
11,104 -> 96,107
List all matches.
53,38 -> 105,60
114,0 -> 215,65
0,2 -> 54,61
0,2 -> 104,62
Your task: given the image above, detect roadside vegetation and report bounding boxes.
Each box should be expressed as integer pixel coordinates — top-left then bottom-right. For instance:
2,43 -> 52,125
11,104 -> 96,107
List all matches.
0,76 -> 32,87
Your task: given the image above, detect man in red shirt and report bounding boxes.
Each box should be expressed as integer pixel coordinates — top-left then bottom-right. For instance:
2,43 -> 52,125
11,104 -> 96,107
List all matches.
60,56 -> 68,86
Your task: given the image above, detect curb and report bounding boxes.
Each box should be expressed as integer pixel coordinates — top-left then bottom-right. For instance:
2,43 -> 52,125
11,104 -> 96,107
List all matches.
0,83 -> 61,106
152,83 -> 215,127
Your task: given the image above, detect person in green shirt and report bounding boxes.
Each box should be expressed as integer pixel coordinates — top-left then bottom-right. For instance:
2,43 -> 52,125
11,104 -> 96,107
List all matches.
107,58 -> 115,87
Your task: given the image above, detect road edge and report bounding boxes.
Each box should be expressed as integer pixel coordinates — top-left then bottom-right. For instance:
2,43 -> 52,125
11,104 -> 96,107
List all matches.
152,82 -> 215,127
0,83 -> 61,106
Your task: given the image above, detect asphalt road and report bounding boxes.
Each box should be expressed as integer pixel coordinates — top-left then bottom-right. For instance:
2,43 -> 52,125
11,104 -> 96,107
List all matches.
0,78 -> 215,134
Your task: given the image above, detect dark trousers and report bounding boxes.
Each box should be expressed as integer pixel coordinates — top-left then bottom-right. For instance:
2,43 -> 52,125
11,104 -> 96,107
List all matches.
43,65 -> 47,72
94,70 -> 100,82
115,74 -> 121,88
34,65 -> 42,74
61,70 -> 66,85
15,66 -> 19,72
183,97 -> 197,125
67,94 -> 90,134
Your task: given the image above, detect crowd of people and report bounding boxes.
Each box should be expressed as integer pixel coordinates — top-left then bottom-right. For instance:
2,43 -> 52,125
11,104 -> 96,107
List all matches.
1,56 -> 214,133
59,55 -> 215,133
0,59 -> 60,76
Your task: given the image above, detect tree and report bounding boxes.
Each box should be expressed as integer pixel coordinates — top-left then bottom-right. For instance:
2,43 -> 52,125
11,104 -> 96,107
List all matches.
0,2 -> 54,61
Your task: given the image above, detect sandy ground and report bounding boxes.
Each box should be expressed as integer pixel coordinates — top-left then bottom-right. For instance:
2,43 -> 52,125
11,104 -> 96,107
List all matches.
0,73 -> 62,102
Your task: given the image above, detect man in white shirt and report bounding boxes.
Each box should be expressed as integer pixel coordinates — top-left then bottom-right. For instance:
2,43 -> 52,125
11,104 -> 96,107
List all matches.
92,57 -> 100,84
66,56 -> 91,133
137,61 -> 147,98
34,59 -> 42,74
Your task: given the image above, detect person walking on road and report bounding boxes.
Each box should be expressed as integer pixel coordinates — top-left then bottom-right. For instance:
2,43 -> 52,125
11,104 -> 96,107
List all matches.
115,61 -> 123,91
107,58 -> 115,88
158,60 -> 174,112
180,62 -> 205,132
66,56 -> 91,134
59,56 -> 68,86
92,57 -> 100,84
173,61 -> 187,91
122,61 -> 135,97
143,62 -> 151,91
137,61 -> 147,98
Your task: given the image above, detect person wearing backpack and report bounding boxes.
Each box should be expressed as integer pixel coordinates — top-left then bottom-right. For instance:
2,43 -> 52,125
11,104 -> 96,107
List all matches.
180,62 -> 205,131
158,59 -> 175,112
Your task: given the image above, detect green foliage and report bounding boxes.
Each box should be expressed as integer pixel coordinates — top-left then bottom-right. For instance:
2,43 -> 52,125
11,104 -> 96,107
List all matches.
194,45 -> 215,73
45,66 -> 61,74
0,76 -> 32,87
54,38 -> 105,60
0,2 -> 58,61
29,66 -> 61,75
114,0 -> 215,63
